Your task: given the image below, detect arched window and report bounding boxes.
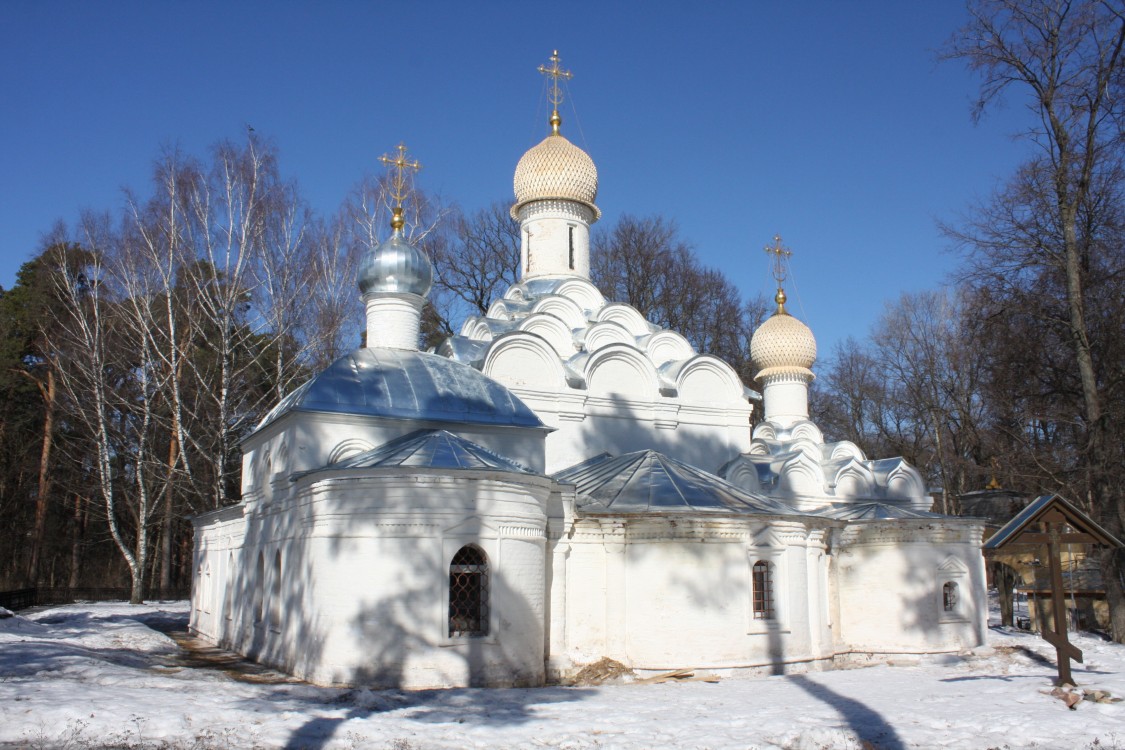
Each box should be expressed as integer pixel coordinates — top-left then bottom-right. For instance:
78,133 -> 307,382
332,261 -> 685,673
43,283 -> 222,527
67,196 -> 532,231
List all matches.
271,550 -> 282,629
752,560 -> 774,620
449,545 -> 489,637
943,581 -> 959,612
254,552 -> 265,623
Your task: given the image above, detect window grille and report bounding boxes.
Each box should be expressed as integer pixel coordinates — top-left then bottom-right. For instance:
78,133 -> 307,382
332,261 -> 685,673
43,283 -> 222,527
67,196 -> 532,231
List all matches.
752,560 -> 774,620
449,545 -> 490,637
943,582 -> 958,612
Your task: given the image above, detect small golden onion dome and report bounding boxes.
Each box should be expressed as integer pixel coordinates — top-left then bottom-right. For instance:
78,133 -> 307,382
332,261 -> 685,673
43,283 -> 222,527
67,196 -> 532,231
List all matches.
750,312 -> 817,380
511,133 -> 600,220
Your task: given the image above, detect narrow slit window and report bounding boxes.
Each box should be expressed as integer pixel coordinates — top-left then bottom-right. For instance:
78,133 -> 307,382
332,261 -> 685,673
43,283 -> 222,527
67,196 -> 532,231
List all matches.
271,550 -> 282,628
254,552 -> 265,623
224,552 -> 234,620
752,560 -> 774,620
568,225 -> 575,269
449,545 -> 490,637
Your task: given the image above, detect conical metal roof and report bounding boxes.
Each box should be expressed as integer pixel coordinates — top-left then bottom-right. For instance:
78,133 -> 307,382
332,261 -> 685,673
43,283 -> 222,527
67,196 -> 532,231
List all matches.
554,450 -> 804,516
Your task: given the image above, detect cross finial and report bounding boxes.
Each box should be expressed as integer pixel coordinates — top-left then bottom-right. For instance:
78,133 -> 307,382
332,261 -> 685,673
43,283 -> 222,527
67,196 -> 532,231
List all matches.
538,50 -> 573,135
378,143 -> 422,231
765,234 -> 792,314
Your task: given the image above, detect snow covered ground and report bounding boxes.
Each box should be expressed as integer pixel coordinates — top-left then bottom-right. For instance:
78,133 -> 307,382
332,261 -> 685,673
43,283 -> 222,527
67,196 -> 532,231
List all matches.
1,601 -> 1124,749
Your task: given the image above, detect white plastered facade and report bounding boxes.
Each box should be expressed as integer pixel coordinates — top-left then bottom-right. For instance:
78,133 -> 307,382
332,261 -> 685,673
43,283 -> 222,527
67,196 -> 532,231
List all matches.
190,102 -> 986,689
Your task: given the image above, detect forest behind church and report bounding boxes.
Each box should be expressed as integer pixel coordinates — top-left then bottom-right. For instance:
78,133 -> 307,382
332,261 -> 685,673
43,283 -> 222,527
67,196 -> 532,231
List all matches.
2,0 -> 1124,638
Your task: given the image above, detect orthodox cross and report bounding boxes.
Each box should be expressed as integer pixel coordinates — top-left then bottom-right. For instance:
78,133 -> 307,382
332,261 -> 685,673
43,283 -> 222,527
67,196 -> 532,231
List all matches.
378,143 -> 421,231
984,493 -> 1123,687
765,234 -> 792,314
538,50 -> 572,134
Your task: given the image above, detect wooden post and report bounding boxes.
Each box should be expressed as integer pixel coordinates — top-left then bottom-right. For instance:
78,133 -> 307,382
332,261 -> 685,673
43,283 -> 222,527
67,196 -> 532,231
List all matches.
1040,512 -> 1082,685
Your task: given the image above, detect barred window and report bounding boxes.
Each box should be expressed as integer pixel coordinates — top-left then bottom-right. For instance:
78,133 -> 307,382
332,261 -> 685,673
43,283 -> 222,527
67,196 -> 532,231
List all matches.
943,581 -> 958,612
752,560 -> 774,620
449,545 -> 489,637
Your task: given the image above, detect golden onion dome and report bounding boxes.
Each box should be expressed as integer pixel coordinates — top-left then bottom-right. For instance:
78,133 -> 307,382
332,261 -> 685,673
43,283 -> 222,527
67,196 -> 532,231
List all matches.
750,312 -> 817,379
511,133 -> 600,220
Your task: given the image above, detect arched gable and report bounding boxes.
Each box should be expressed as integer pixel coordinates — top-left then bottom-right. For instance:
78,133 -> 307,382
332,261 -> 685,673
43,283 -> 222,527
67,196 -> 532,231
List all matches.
553,277 -> 605,313
327,438 -> 375,465
788,420 -> 824,445
747,440 -> 773,457
583,343 -> 659,399
482,331 -> 566,390
518,313 -> 575,358
460,317 -> 494,341
721,455 -> 764,494
829,440 -> 867,462
778,450 -> 823,496
665,355 -> 744,405
531,295 -> 587,330
752,422 -> 778,441
884,461 -> 926,501
831,458 -> 876,498
485,299 -> 522,321
642,330 -> 695,367
583,321 -> 635,352
595,303 -> 653,336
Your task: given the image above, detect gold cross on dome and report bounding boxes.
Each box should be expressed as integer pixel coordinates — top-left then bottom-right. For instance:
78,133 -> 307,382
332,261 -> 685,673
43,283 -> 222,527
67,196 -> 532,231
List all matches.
539,50 -> 572,108
378,143 -> 422,206
765,234 -> 792,313
538,50 -> 572,133
765,234 -> 791,286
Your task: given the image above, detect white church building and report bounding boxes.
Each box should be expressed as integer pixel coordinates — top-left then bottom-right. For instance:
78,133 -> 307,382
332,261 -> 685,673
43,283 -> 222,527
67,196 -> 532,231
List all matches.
190,54 -> 987,689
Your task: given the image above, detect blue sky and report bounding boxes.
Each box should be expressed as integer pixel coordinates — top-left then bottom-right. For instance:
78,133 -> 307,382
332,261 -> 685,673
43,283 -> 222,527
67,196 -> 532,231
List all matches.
1,1 -> 1034,358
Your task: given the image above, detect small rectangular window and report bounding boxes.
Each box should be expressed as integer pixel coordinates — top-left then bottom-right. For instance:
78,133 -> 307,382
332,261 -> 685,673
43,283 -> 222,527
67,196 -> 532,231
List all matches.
943,582 -> 958,612
568,225 -> 575,269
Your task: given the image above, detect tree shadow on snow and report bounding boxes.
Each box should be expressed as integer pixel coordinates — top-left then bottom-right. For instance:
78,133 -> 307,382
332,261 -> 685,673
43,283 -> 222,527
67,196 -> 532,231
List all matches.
280,686 -> 592,750
789,674 -> 906,750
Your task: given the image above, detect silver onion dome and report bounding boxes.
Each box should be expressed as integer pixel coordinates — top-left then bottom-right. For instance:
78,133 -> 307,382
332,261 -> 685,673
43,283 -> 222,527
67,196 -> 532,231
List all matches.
357,231 -> 434,298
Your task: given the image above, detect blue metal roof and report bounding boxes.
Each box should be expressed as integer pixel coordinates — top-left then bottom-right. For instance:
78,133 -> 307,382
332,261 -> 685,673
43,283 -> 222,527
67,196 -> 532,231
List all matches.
253,348 -> 546,434
554,450 -> 806,517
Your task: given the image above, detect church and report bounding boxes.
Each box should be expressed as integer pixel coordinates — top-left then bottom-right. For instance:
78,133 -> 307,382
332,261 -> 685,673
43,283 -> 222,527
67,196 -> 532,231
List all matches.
189,53 -> 987,689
